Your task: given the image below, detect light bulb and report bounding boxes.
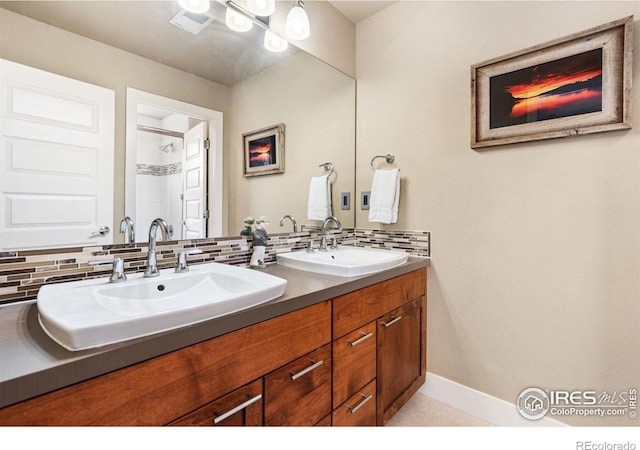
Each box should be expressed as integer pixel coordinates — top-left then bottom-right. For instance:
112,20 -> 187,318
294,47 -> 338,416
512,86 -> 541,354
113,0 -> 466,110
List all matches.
247,0 -> 276,17
285,2 -> 310,41
178,0 -> 210,14
225,7 -> 253,32
264,30 -> 288,53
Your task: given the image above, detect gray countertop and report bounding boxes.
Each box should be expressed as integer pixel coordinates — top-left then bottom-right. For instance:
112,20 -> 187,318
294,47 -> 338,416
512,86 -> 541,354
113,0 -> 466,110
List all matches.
0,257 -> 428,410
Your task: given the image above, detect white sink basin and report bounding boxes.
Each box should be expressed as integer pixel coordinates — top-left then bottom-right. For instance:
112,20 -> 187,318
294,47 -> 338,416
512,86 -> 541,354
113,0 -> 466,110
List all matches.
276,245 -> 408,277
37,262 -> 287,351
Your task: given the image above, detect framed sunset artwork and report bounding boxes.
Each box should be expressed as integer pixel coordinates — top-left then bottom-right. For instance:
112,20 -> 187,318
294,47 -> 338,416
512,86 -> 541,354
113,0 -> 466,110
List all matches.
243,123 -> 285,177
471,16 -> 633,149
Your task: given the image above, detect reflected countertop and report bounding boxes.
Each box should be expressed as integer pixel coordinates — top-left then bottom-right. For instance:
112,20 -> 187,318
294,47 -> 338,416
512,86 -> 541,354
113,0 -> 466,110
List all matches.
0,257 -> 429,410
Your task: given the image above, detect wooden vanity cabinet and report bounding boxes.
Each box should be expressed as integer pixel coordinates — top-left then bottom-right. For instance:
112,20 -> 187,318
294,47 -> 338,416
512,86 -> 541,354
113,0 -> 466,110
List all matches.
332,269 -> 427,426
0,267 -> 427,427
0,301 -> 331,426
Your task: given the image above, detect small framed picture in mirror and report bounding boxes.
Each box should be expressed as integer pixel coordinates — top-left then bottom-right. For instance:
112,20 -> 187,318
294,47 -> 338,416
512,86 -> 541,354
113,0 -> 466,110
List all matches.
243,123 -> 285,177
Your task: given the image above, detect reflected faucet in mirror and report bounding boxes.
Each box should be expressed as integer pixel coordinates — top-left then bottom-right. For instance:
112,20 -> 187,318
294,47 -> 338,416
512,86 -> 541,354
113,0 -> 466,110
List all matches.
279,214 -> 298,233
144,218 -> 169,278
119,217 -> 135,244
319,216 -> 342,252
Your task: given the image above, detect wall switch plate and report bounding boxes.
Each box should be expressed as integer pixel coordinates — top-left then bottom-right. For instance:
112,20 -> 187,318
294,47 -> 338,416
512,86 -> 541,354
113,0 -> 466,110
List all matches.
361,191 -> 371,210
341,192 -> 351,210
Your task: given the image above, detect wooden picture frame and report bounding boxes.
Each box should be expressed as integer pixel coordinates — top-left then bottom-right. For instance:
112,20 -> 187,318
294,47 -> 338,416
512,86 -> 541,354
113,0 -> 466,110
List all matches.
243,123 -> 285,177
471,16 -> 633,149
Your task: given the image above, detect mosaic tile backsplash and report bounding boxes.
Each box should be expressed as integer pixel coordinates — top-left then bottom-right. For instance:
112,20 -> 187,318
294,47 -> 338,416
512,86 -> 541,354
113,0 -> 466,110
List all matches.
0,228 -> 429,306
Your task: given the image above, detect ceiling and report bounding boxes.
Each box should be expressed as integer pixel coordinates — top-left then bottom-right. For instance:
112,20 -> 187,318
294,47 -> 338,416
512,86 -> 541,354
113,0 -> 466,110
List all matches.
0,1 -> 395,86
328,1 -> 396,23
0,0 -> 299,87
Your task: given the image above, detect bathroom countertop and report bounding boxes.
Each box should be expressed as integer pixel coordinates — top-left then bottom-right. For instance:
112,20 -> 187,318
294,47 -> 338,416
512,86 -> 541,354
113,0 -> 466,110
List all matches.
0,256 -> 429,410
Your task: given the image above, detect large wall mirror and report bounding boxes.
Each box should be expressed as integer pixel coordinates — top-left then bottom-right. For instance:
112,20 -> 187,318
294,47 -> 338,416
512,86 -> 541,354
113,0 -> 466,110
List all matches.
0,0 -> 355,251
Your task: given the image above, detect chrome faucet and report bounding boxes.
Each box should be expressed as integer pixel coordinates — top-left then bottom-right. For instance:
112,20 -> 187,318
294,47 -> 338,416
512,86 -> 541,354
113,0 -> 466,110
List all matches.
319,216 -> 342,252
144,218 -> 169,278
279,214 -> 297,232
119,216 -> 135,244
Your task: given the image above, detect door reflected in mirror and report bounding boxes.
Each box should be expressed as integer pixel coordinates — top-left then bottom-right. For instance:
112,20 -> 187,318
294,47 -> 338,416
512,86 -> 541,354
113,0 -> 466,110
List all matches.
125,88 -> 224,241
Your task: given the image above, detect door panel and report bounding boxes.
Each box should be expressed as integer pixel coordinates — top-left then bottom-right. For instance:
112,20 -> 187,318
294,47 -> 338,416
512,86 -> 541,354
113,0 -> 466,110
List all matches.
181,121 -> 207,239
0,59 -> 114,250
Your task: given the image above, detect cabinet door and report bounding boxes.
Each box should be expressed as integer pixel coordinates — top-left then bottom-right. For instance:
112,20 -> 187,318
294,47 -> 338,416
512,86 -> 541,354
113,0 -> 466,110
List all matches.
333,321 -> 376,409
264,344 -> 331,426
332,379 -> 376,427
376,297 -> 426,425
169,379 -> 263,426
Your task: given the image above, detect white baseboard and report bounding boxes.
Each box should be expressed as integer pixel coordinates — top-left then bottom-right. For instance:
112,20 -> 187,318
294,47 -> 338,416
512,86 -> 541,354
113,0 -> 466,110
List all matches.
419,372 -> 567,427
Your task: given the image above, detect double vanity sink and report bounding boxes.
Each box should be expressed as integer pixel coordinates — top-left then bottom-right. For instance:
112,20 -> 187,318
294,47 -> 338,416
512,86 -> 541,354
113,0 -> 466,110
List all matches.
37,246 -> 409,351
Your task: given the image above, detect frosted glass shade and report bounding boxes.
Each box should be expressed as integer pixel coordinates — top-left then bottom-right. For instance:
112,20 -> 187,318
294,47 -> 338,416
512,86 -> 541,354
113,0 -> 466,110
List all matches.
285,4 -> 310,40
264,30 -> 288,53
178,0 -> 210,14
247,0 -> 276,17
226,8 -> 253,32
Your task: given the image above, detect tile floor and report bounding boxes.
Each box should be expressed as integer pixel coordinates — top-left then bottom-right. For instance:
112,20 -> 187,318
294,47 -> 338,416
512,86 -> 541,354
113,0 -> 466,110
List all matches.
386,392 -> 493,426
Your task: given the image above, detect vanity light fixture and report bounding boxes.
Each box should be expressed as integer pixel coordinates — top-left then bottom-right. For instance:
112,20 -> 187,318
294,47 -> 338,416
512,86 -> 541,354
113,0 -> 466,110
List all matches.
246,0 -> 276,17
178,0 -> 210,14
225,7 -> 253,32
264,29 -> 288,52
285,0 -> 310,41
225,0 -> 270,27
224,0 -> 297,53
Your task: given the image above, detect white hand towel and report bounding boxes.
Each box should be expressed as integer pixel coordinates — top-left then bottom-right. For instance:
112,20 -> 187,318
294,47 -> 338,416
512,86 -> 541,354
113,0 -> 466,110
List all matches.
307,174 -> 332,221
368,168 -> 400,224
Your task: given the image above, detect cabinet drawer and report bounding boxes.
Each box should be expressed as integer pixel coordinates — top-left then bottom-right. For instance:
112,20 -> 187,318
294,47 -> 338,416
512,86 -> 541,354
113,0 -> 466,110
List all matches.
169,379 -> 263,426
333,269 -> 426,339
332,379 -> 376,427
333,321 -> 376,409
264,344 -> 331,426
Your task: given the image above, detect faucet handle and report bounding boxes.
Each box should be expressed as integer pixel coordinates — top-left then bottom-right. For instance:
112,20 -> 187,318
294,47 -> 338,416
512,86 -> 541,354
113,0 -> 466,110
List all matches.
305,240 -> 315,253
175,249 -> 203,273
330,237 -> 338,250
89,257 -> 127,283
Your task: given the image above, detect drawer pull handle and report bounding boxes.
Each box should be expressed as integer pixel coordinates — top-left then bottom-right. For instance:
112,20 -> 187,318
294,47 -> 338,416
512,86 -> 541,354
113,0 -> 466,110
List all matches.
213,394 -> 262,424
348,332 -> 373,347
348,393 -> 373,414
290,359 -> 324,381
382,316 -> 402,328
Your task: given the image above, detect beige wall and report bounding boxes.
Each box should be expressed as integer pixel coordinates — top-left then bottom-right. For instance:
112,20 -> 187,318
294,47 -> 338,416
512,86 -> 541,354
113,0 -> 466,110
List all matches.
356,1 -> 640,425
228,52 -> 356,234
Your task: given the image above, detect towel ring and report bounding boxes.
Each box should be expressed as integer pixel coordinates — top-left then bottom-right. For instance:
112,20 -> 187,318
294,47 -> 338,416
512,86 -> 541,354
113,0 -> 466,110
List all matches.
319,162 -> 334,178
370,154 -> 397,171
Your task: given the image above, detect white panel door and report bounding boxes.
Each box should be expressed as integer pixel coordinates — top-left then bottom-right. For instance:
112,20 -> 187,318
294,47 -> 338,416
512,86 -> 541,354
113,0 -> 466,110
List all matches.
0,59 -> 114,250
181,122 -> 207,239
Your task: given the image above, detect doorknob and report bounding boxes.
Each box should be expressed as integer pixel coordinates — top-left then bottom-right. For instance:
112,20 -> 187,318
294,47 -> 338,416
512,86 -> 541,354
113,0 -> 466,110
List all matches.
90,226 -> 110,238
